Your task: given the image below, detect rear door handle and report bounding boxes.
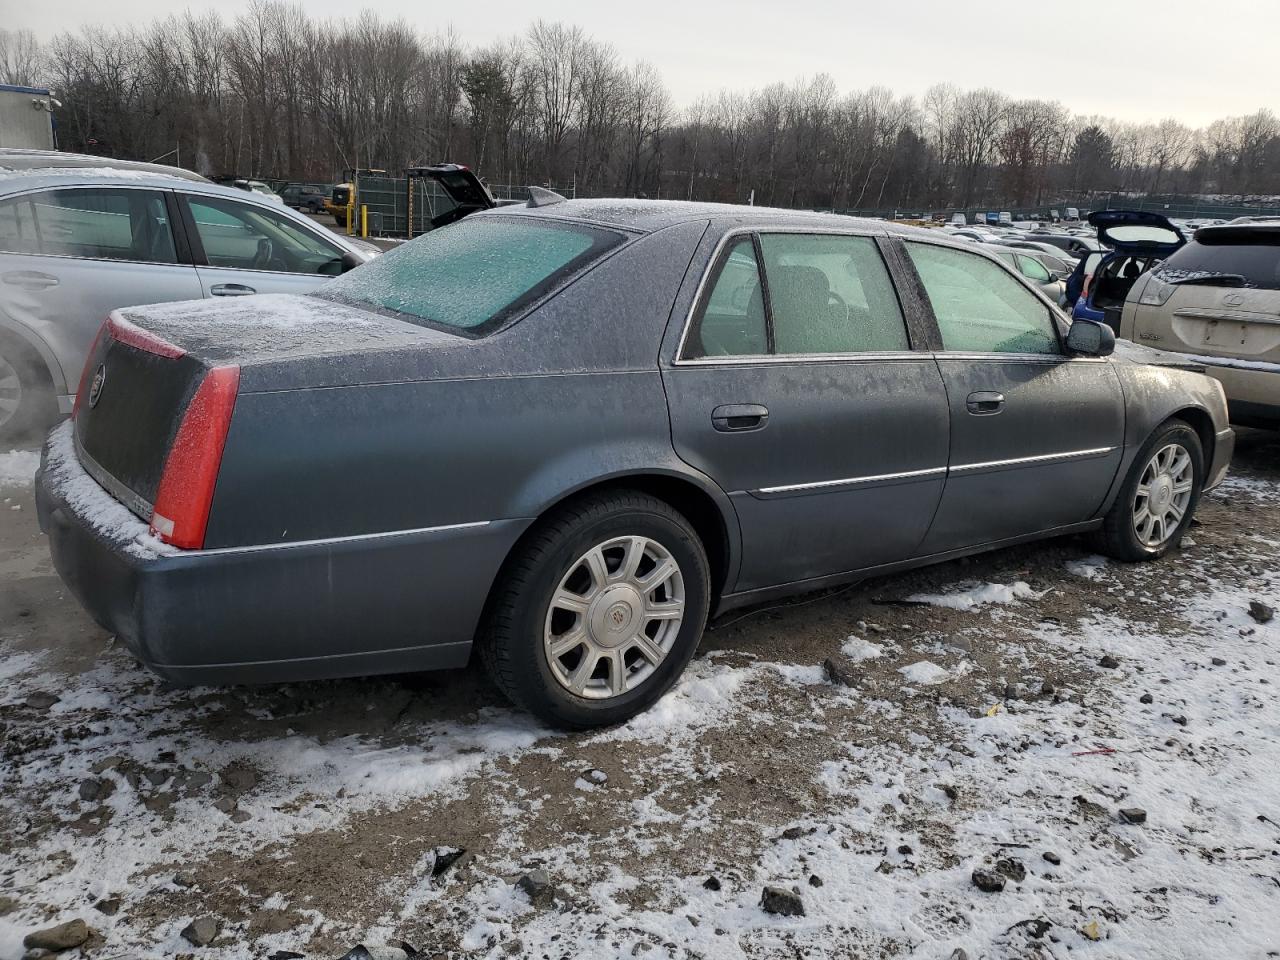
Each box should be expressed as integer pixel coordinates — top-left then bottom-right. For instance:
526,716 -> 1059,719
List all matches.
712,404 -> 769,432
2,270 -> 59,290
966,391 -> 1005,415
210,283 -> 256,297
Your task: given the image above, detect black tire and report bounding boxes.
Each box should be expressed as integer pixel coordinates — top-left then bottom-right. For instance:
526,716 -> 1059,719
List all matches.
479,490 -> 711,729
1094,420 -> 1204,562
0,331 -> 57,444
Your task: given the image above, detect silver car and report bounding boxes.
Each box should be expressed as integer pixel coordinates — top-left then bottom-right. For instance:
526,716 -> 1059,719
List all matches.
0,149 -> 376,439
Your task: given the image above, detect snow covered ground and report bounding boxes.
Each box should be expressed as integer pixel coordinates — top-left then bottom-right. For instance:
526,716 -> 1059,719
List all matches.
1,431 -> 1277,959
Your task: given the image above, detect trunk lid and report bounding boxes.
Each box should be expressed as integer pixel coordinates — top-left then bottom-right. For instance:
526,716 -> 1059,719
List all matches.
71,295 -> 440,526
407,164 -> 496,229
1088,209 -> 1186,256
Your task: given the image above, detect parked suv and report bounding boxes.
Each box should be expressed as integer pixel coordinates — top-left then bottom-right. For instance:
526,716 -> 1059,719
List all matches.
1119,222 -> 1280,428
0,151 -> 377,439
279,183 -> 329,213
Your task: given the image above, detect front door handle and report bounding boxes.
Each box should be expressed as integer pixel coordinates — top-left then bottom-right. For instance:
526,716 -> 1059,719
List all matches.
966,391 -> 1005,415
210,283 -> 256,297
712,403 -> 769,432
2,270 -> 59,290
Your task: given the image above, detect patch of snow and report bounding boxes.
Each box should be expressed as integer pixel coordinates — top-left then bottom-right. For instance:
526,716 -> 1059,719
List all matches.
907,580 -> 1045,610
897,660 -> 951,685
1065,554 -> 1109,579
840,636 -> 886,661
0,448 -> 39,488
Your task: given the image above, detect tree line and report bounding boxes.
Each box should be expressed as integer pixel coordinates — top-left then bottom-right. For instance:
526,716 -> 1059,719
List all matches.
3,12 -> 1279,212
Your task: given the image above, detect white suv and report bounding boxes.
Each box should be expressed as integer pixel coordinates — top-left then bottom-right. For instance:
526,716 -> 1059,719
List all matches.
1119,222 -> 1280,428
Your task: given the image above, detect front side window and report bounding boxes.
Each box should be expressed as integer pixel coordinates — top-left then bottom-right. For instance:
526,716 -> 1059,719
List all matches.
906,242 -> 1060,355
758,234 -> 908,355
321,216 -> 623,334
1016,254 -> 1052,283
7,188 -> 177,264
187,195 -> 344,275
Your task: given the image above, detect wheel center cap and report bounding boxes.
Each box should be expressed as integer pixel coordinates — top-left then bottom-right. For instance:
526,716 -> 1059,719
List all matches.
588,584 -> 644,647
1152,477 -> 1173,510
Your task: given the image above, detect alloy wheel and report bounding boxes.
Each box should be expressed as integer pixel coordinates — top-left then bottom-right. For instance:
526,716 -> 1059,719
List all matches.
0,352 -> 21,430
543,535 -> 685,700
1132,442 -> 1194,548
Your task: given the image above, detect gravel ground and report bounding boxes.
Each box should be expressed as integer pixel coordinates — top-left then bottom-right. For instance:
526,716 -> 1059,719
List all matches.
1,429 -> 1277,960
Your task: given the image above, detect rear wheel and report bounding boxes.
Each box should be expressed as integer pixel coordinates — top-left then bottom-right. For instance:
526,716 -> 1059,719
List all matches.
480,490 -> 710,728
0,332 -> 57,444
1095,420 -> 1203,561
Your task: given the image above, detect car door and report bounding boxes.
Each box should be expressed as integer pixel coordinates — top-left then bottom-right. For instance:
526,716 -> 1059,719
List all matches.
898,239 -> 1125,555
179,192 -> 350,298
663,229 -> 950,594
0,186 -> 202,398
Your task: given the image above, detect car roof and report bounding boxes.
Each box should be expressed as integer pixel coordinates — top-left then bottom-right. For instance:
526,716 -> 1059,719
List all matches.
0,166 -> 303,212
0,148 -> 209,183
481,197 -> 921,236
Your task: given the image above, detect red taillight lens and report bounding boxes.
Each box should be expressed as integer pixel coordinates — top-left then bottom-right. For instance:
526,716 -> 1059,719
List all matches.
149,365 -> 240,550
71,320 -> 110,420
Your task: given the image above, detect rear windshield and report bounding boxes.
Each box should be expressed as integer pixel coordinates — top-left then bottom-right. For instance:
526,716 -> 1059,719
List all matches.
1155,233 -> 1280,290
321,217 -> 623,335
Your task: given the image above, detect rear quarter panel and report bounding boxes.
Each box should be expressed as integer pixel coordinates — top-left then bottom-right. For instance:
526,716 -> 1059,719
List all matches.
204,219 -> 714,548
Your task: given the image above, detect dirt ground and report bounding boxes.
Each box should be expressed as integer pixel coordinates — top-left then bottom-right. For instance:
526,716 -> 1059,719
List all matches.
1,430 -> 1278,960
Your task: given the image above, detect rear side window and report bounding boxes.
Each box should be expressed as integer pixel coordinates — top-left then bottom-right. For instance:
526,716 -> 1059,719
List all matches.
758,234 -> 908,355
1154,233 -> 1280,290
684,232 -> 908,358
0,196 -> 39,255
3,188 -> 178,264
693,237 -> 768,356
906,242 -> 1060,355
321,217 -> 623,334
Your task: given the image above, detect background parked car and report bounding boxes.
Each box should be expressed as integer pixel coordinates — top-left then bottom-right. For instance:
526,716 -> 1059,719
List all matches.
988,245 -> 1067,301
38,199 -> 1233,728
1030,232 -> 1104,259
279,183 -> 330,214
0,151 -> 377,440
1119,221 -> 1280,428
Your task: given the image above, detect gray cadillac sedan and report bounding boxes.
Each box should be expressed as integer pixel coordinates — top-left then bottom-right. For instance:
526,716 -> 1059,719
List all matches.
36,197 -> 1234,727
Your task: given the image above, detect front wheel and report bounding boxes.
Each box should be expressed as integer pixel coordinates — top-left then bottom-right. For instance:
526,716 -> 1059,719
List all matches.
1095,420 -> 1204,561
480,491 -> 710,728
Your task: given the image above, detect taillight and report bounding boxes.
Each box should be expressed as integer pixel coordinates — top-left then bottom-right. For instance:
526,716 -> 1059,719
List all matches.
149,365 -> 240,550
71,320 -> 110,420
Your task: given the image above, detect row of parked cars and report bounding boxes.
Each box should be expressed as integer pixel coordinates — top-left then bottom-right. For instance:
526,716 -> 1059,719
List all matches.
2,146 -> 1272,727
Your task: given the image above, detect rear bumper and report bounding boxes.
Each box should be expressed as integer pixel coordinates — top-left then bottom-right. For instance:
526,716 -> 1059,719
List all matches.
1176,355 -> 1280,427
36,438 -> 529,684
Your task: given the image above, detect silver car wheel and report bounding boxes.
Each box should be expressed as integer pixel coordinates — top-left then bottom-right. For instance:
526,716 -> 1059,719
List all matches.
1132,442 -> 1194,548
0,352 -> 22,430
543,535 -> 685,700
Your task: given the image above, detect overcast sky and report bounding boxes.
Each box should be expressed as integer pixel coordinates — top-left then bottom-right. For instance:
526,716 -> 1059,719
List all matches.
20,0 -> 1279,127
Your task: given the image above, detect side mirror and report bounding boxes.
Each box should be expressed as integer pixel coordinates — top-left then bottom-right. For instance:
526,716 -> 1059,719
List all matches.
1066,318 -> 1115,357
340,250 -> 364,273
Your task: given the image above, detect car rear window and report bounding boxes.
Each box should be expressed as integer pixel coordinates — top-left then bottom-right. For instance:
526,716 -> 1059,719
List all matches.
321,217 -> 624,334
1154,231 -> 1280,290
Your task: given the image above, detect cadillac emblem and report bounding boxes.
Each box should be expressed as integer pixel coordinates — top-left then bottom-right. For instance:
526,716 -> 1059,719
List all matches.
88,364 -> 106,408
